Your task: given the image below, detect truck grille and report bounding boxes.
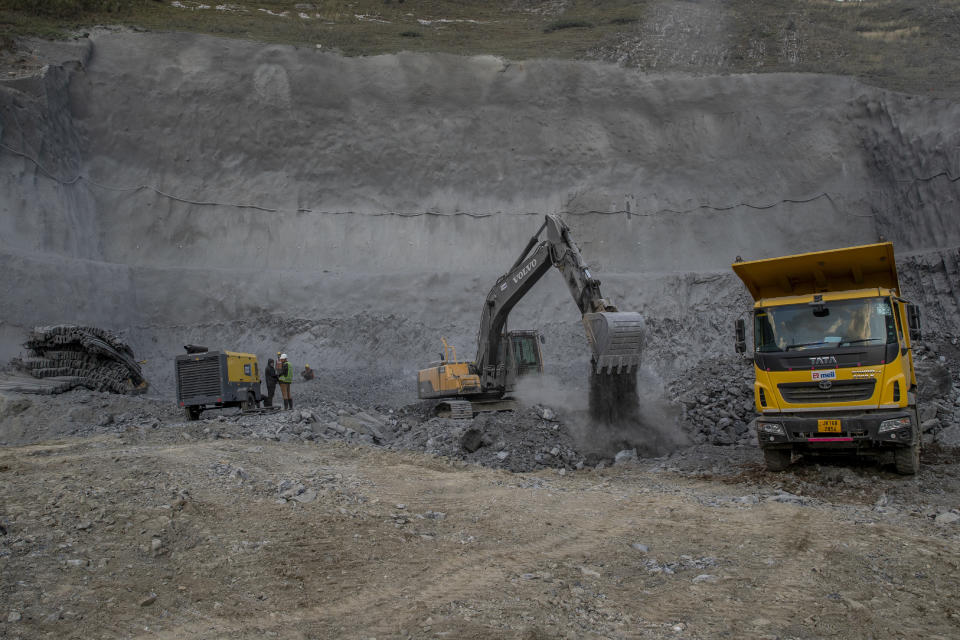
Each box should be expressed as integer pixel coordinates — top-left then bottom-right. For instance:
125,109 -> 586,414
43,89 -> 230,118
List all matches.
177,356 -> 222,399
778,379 -> 876,404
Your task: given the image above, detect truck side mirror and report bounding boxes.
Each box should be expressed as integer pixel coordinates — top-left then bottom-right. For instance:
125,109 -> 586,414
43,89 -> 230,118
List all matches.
735,318 -> 746,354
539,334 -> 546,344
907,304 -> 922,342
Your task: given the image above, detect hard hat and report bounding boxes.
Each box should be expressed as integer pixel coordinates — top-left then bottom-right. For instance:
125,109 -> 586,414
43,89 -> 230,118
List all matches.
280,353 -> 288,360
305,364 -> 310,368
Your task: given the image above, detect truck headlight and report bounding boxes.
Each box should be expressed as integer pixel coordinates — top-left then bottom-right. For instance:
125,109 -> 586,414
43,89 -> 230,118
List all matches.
878,417 -> 912,433
756,421 -> 785,435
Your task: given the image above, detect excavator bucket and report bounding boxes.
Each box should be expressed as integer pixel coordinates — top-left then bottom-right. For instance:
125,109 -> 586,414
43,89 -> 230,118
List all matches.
582,312 -> 645,374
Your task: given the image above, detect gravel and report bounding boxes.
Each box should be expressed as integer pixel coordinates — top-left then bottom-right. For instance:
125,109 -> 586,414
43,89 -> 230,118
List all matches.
1,335 -> 957,478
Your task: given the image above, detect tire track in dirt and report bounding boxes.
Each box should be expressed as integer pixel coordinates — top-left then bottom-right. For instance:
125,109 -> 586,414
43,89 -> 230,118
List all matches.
4,434 -> 959,639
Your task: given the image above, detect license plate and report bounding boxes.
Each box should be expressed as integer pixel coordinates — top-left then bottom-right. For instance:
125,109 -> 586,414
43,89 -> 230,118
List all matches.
818,419 -> 841,433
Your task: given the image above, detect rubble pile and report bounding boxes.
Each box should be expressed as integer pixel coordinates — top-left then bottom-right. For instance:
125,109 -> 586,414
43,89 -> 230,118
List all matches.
231,398 -> 586,473
666,339 -> 960,450
668,357 -> 756,447
913,336 -> 960,447
2,343 -> 957,470
12,325 -> 147,395
391,404 -> 585,472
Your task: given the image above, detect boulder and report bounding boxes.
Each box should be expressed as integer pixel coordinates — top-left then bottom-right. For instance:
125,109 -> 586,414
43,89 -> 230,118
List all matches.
921,418 -> 940,433
936,425 -> 960,447
712,429 -> 735,446
934,511 -> 959,525
920,404 -> 938,423
916,360 -> 953,401
538,406 -> 557,421
339,414 -> 384,441
291,488 -> 317,503
460,428 -> 485,453
353,411 -> 386,428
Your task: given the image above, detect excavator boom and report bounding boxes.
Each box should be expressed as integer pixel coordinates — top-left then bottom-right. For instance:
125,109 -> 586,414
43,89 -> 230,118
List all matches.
474,215 -> 644,389
418,214 -> 645,407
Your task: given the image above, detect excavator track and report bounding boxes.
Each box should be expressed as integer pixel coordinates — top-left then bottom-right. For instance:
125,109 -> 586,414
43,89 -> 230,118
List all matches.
436,400 -> 474,420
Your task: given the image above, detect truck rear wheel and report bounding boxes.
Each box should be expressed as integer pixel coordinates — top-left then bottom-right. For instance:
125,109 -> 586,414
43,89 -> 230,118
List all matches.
185,406 -> 201,421
763,448 -> 791,472
894,443 -> 920,475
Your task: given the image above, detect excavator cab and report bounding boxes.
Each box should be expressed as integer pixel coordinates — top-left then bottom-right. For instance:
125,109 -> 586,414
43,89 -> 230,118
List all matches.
503,330 -> 545,389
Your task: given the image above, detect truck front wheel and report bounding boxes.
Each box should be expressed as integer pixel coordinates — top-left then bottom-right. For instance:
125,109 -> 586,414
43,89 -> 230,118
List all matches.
763,448 -> 791,472
894,444 -> 920,475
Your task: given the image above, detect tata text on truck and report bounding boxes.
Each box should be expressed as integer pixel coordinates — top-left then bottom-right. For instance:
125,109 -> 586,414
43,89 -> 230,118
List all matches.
732,243 -> 923,474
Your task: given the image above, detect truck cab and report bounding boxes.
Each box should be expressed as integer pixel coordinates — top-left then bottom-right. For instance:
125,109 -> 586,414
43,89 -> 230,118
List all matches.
732,243 -> 923,474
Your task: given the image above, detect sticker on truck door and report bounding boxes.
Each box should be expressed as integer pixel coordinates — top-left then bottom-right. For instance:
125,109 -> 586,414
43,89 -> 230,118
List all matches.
811,370 -> 836,381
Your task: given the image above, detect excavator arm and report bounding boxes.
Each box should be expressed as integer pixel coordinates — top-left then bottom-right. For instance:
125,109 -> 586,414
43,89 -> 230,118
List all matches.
473,215 -> 644,391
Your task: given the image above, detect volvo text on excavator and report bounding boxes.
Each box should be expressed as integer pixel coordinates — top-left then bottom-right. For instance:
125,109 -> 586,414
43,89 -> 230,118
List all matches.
417,215 -> 645,418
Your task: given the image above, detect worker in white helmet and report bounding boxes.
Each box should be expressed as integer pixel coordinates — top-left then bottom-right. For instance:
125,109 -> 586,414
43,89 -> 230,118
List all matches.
277,353 -> 293,410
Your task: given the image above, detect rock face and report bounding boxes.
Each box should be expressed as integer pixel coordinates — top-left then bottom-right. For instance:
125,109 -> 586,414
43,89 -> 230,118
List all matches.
1,30 -> 959,399
0,33 -> 957,467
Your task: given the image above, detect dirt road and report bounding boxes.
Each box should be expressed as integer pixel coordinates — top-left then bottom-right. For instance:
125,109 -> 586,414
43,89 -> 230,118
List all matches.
2,424 -> 958,639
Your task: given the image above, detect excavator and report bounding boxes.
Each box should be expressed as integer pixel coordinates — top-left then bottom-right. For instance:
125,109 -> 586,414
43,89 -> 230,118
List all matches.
417,214 -> 645,418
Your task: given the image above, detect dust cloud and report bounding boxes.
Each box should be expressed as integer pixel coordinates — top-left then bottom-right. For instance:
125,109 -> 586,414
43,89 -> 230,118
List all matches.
513,366 -> 687,462
513,372 -> 589,414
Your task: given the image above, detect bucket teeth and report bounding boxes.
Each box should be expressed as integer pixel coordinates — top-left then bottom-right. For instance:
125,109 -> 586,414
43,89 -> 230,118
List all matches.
437,400 -> 473,420
582,311 -> 645,374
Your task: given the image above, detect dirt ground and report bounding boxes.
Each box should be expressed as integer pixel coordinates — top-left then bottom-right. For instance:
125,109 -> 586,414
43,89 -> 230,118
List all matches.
2,417 -> 958,640
1,23 -> 960,640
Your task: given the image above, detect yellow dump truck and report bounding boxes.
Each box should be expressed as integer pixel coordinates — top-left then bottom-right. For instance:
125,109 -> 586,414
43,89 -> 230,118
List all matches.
732,243 -> 923,474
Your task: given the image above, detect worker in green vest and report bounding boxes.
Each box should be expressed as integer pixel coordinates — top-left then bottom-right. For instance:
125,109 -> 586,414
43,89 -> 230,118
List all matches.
278,353 -> 294,410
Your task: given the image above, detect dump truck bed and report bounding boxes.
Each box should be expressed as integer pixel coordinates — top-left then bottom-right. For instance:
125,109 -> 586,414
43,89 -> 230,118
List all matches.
732,242 -> 899,300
